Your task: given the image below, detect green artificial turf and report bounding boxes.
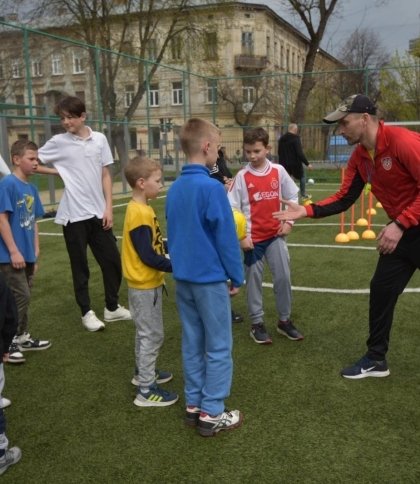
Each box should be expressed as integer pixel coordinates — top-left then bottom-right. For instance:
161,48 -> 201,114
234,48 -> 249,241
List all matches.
2,182 -> 420,483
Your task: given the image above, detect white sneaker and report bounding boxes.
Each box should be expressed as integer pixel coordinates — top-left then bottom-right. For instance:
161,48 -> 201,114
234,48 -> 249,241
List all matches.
104,305 -> 132,322
0,398 -> 11,409
81,310 -> 105,332
0,447 -> 22,475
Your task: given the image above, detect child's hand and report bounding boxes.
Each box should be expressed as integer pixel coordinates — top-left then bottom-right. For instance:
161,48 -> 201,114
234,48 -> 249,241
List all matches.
277,221 -> 293,237
3,353 -> 9,363
229,286 -> 240,297
240,237 -> 254,251
10,250 -> 26,269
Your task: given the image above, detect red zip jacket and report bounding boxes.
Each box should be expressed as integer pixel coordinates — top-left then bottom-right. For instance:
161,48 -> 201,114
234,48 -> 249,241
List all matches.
306,121 -> 420,228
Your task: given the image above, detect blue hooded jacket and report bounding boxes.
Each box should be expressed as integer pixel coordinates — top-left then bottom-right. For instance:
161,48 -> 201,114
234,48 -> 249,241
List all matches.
166,164 -> 243,288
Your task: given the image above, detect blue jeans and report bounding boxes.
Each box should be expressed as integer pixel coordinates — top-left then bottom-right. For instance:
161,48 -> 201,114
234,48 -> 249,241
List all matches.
175,281 -> 233,416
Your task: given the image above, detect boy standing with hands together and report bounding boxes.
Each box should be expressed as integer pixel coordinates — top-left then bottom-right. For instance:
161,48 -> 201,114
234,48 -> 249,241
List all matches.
166,118 -> 244,437
121,156 -> 177,407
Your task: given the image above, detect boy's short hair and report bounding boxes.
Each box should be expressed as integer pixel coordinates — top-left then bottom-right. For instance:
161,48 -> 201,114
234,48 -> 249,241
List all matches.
54,96 -> 86,117
124,155 -> 161,188
11,139 -> 38,160
179,118 -> 220,156
243,127 -> 269,147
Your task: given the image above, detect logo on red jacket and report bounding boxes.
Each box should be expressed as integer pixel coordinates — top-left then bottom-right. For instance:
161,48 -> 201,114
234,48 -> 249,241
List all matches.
271,178 -> 279,190
381,157 -> 392,171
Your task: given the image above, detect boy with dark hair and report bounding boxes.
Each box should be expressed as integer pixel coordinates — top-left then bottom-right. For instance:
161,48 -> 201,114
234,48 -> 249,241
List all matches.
38,96 -> 131,331
166,118 -> 244,437
0,273 -> 21,475
228,127 -> 304,344
0,140 -> 51,363
121,156 -> 177,407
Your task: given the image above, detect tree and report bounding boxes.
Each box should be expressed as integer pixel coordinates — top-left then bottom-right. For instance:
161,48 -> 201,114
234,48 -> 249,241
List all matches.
8,0 -> 224,164
282,0 -> 340,123
337,28 -> 390,102
379,52 -> 420,120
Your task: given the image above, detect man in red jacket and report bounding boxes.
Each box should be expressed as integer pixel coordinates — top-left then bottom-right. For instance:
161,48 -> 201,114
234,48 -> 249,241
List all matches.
273,94 -> 420,379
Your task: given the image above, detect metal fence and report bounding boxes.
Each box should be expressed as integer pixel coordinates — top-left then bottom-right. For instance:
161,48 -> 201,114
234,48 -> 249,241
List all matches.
0,20 -> 419,204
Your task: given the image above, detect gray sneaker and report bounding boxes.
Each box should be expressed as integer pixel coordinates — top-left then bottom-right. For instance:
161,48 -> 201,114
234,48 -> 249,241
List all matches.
197,409 -> 243,437
0,447 -> 22,475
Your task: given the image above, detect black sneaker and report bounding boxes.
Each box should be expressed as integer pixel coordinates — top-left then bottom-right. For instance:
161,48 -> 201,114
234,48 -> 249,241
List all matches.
341,355 -> 390,380
185,405 -> 201,427
276,320 -> 304,341
197,409 -> 243,437
231,311 -> 244,324
250,323 -> 272,344
5,343 -> 25,364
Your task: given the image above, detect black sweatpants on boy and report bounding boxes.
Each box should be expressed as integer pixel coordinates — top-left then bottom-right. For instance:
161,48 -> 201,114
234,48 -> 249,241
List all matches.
62,217 -> 122,316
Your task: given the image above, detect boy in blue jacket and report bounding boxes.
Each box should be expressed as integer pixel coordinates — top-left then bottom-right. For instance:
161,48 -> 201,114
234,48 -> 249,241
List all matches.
166,118 -> 244,437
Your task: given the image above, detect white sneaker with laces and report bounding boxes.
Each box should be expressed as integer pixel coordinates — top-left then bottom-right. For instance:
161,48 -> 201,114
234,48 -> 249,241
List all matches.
81,310 -> 105,332
104,305 -> 132,322
15,332 -> 51,351
0,447 -> 22,475
0,398 -> 11,409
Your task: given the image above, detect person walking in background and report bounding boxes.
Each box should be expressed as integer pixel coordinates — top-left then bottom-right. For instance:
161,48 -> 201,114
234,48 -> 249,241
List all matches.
0,140 -> 51,364
37,96 -> 131,332
166,118 -> 244,437
121,155 -> 177,407
273,94 -> 420,379
278,123 -> 312,200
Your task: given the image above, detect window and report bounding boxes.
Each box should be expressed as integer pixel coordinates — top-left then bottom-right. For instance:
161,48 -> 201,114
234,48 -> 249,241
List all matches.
242,83 -> 255,104
121,41 -> 134,66
171,36 -> 182,61
15,94 -> 25,116
207,80 -> 217,103
241,32 -> 254,55
147,39 -> 158,60
151,126 -> 160,149
35,93 -> 44,116
124,85 -> 135,108
52,54 -> 63,75
129,130 -> 137,150
172,81 -> 183,105
266,35 -> 271,58
31,59 -> 42,77
274,41 -> 278,65
73,51 -> 85,74
286,48 -> 290,71
292,52 -> 295,72
149,84 -> 159,107
0,61 -> 3,79
280,45 -> 284,69
204,32 -> 218,60
12,60 -> 22,78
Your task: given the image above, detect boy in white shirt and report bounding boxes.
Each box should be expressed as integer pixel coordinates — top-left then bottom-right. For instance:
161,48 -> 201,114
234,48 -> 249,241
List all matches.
38,96 -> 131,331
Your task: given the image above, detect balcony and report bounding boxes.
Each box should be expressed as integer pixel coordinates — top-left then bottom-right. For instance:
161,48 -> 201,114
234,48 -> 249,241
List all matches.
234,55 -> 268,71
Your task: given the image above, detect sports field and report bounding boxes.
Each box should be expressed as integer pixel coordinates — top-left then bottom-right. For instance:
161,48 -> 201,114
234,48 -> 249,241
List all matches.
3,179 -> 420,483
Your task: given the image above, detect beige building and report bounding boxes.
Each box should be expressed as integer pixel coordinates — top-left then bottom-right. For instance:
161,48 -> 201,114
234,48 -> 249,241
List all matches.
0,2 -> 341,165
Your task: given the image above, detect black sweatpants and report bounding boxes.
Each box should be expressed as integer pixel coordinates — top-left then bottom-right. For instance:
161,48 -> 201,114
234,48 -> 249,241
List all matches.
63,217 -> 122,316
367,225 -> 420,360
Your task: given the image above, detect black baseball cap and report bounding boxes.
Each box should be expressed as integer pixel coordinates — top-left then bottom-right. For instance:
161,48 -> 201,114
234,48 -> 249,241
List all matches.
323,94 -> 377,123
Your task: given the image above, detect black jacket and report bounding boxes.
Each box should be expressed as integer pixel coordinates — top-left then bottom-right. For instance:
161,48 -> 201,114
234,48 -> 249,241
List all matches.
0,273 -> 18,356
277,132 -> 309,179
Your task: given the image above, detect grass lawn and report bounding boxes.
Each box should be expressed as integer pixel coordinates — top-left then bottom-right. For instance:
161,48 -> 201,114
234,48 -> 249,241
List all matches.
2,179 -> 420,483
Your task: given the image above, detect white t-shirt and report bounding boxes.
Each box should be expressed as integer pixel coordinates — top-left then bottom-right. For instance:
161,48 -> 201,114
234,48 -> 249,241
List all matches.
38,128 -> 114,225
0,154 -> 11,177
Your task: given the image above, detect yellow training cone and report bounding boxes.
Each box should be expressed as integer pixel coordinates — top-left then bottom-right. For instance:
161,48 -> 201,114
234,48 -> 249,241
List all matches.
362,229 -> 376,240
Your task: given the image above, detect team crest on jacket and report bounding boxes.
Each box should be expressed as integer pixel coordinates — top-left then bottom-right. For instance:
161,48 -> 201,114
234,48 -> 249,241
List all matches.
271,178 -> 279,190
381,157 -> 392,171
